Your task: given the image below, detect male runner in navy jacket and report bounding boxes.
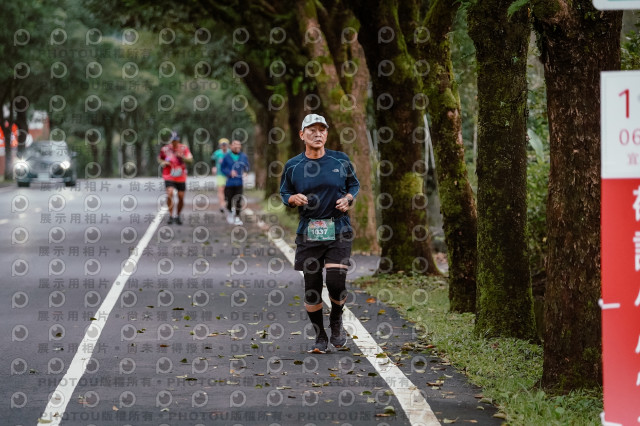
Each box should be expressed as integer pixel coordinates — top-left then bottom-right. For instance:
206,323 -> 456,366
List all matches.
280,114 -> 359,353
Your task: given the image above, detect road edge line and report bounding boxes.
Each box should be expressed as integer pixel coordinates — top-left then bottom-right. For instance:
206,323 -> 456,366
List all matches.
246,208 -> 440,426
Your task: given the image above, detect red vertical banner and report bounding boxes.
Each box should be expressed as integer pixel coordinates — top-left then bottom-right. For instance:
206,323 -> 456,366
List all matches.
601,71 -> 640,425
601,180 -> 640,425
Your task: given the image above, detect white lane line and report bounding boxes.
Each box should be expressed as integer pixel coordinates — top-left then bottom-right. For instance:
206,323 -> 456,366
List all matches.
246,208 -> 440,426
37,206 -> 168,425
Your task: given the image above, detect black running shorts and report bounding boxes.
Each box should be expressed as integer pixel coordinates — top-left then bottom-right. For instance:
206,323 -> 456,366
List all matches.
165,180 -> 186,191
294,231 -> 353,272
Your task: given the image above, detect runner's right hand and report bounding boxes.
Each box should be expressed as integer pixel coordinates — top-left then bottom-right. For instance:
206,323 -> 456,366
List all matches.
288,194 -> 308,206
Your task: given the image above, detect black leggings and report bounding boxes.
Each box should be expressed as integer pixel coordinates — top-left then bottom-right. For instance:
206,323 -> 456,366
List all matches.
224,185 -> 243,213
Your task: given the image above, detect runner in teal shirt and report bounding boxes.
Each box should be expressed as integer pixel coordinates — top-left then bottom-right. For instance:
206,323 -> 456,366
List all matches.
211,138 -> 229,213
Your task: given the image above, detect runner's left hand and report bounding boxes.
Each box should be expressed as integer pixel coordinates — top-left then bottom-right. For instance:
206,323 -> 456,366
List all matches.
336,197 -> 350,212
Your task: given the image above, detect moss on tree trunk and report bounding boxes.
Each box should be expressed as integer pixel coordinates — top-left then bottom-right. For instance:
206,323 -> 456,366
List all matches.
351,0 -> 440,274
422,0 -> 478,313
532,0 -> 622,391
468,0 -> 536,339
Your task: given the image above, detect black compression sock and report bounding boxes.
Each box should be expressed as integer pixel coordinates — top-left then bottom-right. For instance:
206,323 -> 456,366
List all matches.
330,301 -> 343,323
325,267 -> 348,302
307,309 -> 327,337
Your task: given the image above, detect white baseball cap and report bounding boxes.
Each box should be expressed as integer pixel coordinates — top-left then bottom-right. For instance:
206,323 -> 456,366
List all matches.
300,114 -> 329,131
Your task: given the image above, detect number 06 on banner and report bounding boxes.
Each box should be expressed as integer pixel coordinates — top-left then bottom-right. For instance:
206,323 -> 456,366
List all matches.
600,71 -> 640,426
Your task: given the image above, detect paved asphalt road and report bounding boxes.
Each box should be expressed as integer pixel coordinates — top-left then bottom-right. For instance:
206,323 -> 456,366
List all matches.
0,178 -> 502,426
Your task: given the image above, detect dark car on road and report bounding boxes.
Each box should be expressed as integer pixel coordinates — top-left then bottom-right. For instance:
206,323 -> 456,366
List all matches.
14,140 -> 77,187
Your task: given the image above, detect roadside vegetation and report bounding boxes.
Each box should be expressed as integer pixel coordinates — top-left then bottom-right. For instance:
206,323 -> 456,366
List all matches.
356,274 -> 603,425
264,198 -> 600,425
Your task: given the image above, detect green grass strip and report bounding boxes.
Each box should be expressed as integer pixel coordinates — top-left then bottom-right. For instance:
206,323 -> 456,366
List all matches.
355,273 -> 603,425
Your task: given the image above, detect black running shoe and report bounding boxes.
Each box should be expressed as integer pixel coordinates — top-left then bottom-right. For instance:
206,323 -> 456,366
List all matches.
308,334 -> 329,354
330,319 -> 347,348
174,216 -> 182,225
167,216 -> 174,225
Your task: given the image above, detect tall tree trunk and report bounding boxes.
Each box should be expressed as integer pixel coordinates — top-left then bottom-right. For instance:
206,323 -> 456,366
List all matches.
133,113 -> 143,175
253,106 -> 268,191
241,58 -> 280,199
16,108 -> 29,158
422,0 -> 478,313
103,114 -> 115,178
264,112 -> 280,198
467,1 -> 536,338
285,78 -> 307,159
250,104 -> 278,196
349,0 -> 439,273
119,121 -> 127,178
145,136 -> 155,177
532,0 -> 622,391
296,0 -> 380,253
